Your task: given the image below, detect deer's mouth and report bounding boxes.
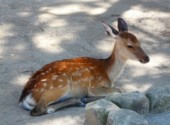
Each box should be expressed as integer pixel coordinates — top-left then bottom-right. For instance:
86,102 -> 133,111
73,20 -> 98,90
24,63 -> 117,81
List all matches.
139,59 -> 147,64
139,56 -> 150,64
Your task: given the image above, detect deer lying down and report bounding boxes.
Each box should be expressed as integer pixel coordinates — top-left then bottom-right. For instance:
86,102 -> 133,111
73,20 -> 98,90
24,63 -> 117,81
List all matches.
19,18 -> 149,116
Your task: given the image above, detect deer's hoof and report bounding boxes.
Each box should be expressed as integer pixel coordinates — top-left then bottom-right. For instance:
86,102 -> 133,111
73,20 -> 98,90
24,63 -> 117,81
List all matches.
30,106 -> 47,116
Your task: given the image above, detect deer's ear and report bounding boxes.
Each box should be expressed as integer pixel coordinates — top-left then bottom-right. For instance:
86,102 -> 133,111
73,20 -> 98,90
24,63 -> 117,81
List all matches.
102,22 -> 119,37
118,18 -> 128,32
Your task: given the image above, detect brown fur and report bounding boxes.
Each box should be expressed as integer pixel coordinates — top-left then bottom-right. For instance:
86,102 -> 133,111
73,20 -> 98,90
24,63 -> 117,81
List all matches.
19,57 -> 111,103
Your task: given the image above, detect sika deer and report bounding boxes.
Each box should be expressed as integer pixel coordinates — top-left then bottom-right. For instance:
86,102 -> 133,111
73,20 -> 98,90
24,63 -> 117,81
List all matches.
19,18 -> 149,116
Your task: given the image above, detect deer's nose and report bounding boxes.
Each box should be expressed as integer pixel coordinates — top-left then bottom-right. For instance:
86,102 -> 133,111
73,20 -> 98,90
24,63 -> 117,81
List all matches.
144,56 -> 150,63
139,55 -> 150,64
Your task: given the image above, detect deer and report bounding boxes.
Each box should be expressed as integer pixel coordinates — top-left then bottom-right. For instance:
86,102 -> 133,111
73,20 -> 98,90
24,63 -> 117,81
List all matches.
19,18 -> 149,116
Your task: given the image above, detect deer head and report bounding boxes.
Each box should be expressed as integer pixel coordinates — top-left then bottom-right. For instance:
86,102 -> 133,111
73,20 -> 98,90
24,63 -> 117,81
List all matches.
103,18 -> 150,64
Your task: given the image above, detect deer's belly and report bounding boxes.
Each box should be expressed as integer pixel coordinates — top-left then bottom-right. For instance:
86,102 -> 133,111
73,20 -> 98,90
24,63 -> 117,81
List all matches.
69,85 -> 88,98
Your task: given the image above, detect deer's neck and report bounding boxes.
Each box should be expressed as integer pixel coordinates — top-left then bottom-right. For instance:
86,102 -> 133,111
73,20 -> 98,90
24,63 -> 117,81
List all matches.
104,42 -> 127,86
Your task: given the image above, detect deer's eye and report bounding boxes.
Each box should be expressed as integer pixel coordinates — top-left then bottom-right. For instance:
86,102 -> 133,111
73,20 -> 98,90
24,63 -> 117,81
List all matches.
127,45 -> 133,49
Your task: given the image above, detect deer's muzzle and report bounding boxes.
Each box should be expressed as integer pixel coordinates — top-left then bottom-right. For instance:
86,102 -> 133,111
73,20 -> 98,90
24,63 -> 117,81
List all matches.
139,55 -> 150,64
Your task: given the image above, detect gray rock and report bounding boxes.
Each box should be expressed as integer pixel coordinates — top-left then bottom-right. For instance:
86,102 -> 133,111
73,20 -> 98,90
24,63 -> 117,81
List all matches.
85,99 -> 119,125
146,85 -> 170,113
107,109 -> 148,125
105,91 -> 149,114
145,112 -> 170,125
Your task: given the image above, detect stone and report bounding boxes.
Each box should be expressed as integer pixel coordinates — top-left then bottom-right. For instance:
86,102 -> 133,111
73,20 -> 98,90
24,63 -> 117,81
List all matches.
105,91 -> 149,114
107,109 -> 148,125
146,85 -> 170,113
84,99 -> 119,125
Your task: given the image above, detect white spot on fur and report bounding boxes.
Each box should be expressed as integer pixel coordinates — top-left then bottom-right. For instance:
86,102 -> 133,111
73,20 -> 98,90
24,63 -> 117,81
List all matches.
43,83 -> 47,87
127,42 -> 133,46
62,73 -> 67,76
50,86 -> 54,89
72,71 -> 81,77
58,84 -> 63,88
89,67 -> 94,69
41,72 -> 45,75
41,79 -> 47,82
52,77 -> 56,80
52,75 -> 58,80
85,68 -> 90,72
54,75 -> 58,77
58,79 -> 63,82
48,68 -> 52,71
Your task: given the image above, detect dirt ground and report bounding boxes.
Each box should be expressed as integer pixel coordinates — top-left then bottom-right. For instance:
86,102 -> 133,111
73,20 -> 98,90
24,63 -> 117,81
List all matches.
0,0 -> 170,125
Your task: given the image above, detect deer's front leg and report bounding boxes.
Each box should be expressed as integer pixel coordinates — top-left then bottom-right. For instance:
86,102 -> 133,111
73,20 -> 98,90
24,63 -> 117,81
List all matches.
82,87 -> 121,104
88,87 -> 121,96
